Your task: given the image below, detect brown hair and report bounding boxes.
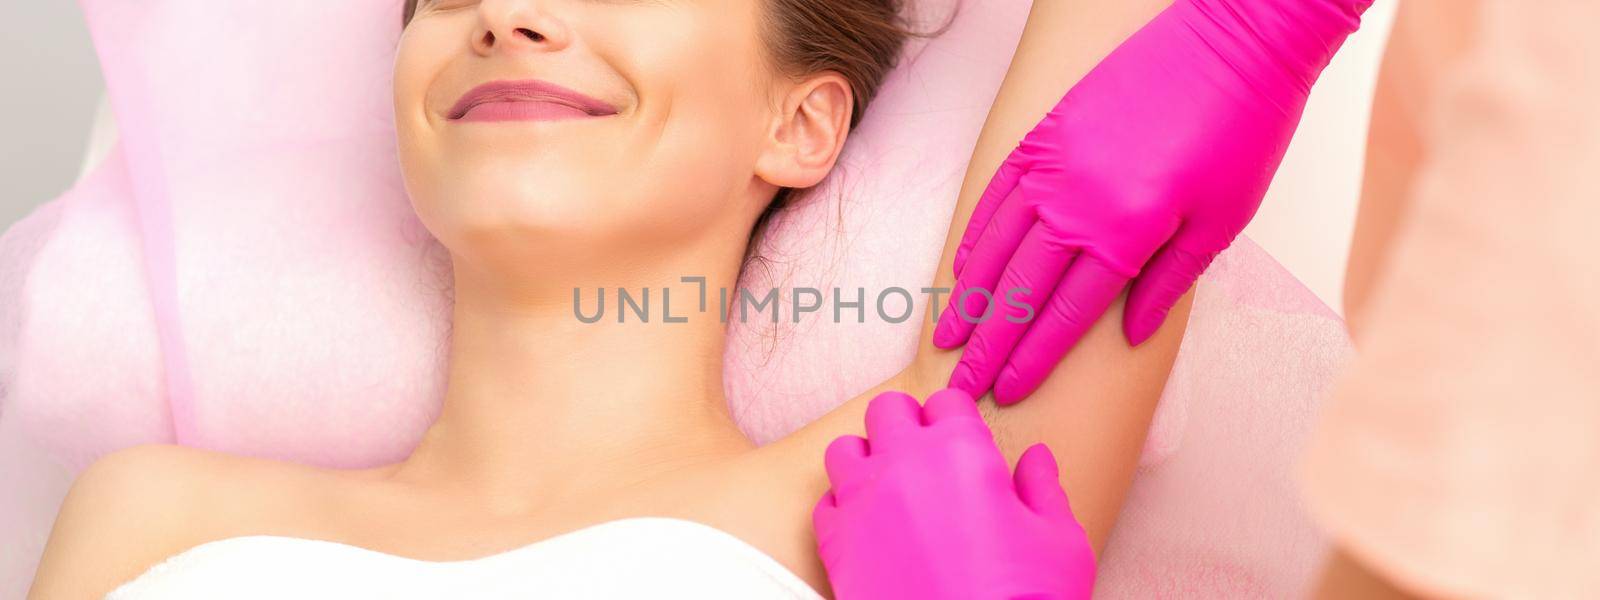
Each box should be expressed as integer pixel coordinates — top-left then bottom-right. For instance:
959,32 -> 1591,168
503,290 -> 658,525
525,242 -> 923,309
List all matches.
400,0 -> 930,262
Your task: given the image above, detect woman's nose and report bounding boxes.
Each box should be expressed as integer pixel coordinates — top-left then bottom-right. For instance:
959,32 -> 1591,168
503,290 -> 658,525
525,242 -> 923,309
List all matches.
473,0 -> 573,56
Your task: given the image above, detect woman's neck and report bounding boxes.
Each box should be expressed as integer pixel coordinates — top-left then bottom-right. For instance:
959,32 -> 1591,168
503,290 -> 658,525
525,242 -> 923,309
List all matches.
391,253 -> 755,516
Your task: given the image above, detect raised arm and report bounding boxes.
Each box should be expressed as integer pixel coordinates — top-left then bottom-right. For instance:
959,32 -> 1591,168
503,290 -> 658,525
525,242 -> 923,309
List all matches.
781,0 -> 1187,555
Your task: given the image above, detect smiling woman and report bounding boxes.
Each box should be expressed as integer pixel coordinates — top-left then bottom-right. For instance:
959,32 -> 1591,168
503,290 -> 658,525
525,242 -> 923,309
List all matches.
394,0 -> 919,279
393,0 -> 862,285
27,0 -> 1190,598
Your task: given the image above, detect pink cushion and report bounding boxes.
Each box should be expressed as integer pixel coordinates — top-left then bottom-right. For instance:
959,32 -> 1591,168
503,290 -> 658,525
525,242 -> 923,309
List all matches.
0,0 -> 1350,597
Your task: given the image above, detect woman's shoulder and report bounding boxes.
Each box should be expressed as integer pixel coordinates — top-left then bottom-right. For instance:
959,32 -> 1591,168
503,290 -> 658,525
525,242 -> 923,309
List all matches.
67,443 -> 337,529
28,444 -> 342,599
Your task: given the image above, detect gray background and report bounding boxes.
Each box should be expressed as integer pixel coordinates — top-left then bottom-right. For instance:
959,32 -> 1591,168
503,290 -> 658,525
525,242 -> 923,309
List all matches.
0,2 -> 104,231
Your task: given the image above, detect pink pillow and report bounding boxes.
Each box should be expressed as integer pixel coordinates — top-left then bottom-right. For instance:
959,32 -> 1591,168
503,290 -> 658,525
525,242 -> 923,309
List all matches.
1,0 -> 1350,597
19,0 -> 450,469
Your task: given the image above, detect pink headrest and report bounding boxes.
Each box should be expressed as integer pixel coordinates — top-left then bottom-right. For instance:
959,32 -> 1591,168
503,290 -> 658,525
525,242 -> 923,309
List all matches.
8,0 -> 449,470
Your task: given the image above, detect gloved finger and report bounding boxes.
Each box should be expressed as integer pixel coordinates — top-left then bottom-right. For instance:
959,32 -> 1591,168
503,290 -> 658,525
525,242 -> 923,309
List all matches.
993,255 -> 1131,405
1014,443 -> 1075,521
812,489 -> 839,535
823,435 -> 871,492
934,193 -> 1038,349
954,153 -> 1028,277
922,387 -> 992,441
920,387 -> 983,426
813,489 -> 838,516
864,390 -> 924,442
1124,229 -> 1218,346
948,227 -> 1074,398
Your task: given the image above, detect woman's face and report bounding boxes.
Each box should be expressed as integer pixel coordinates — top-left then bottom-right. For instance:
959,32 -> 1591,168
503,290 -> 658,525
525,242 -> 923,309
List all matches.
395,0 -> 849,277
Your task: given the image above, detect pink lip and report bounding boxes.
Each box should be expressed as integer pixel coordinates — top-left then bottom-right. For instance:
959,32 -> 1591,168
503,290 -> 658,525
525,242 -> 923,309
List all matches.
448,79 -> 619,122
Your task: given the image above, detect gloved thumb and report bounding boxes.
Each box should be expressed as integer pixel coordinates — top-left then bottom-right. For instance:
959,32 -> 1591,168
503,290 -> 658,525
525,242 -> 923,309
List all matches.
1014,444 -> 1074,520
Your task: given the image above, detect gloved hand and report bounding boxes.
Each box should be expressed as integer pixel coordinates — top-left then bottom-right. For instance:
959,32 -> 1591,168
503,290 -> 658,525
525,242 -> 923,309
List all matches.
813,389 -> 1094,600
933,0 -> 1375,404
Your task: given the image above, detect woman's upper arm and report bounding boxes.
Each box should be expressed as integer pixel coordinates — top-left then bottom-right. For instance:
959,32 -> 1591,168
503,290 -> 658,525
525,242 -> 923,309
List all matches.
959,292 -> 1190,551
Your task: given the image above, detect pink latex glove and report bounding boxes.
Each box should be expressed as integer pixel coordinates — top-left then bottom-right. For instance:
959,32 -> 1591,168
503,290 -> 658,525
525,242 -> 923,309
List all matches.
933,0 -> 1374,404
813,389 -> 1094,599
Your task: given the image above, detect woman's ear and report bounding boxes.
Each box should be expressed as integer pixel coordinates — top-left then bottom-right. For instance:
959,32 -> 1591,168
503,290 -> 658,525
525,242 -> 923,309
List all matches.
755,73 -> 853,189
